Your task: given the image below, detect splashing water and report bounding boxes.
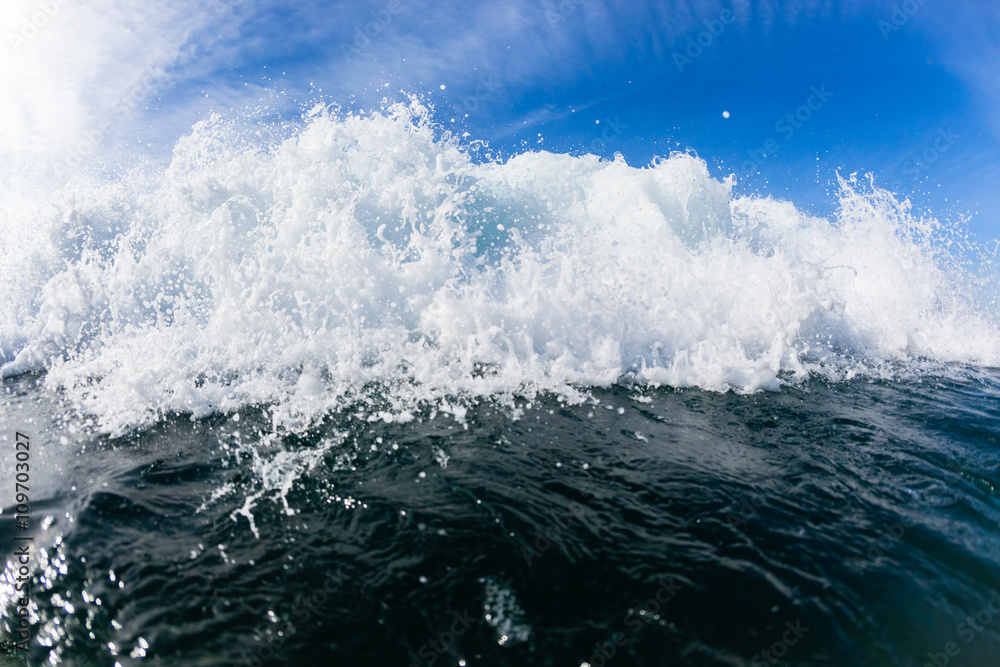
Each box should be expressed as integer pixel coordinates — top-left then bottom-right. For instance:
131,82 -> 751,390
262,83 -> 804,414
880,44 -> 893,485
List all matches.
1,100 -> 997,436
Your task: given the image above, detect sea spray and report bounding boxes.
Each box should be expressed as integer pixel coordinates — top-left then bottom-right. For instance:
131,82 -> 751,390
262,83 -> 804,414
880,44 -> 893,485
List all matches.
0,101 -> 997,435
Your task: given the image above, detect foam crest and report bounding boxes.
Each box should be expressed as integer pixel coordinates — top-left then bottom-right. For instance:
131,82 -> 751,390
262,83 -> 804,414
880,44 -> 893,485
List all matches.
1,101 -> 997,434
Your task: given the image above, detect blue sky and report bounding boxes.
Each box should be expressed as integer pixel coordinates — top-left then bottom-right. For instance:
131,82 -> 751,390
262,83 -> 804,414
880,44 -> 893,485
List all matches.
3,0 -> 999,243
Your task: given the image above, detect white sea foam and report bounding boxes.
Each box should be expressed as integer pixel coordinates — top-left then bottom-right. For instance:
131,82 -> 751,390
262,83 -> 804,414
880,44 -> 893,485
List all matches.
1,101 -> 998,434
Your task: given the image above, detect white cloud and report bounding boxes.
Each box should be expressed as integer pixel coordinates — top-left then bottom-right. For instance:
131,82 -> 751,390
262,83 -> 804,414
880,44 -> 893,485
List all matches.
0,0 -> 242,185
4,0 -> 998,195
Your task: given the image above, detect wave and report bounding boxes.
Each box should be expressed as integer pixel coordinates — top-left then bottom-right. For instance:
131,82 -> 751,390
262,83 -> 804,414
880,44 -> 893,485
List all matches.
1,100 -> 998,435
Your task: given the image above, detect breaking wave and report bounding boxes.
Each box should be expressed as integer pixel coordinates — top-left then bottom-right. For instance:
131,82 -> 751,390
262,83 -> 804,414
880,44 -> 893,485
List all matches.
1,100 -> 997,434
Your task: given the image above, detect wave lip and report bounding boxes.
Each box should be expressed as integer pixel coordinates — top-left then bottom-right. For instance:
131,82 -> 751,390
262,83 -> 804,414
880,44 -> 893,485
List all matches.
1,102 -> 997,434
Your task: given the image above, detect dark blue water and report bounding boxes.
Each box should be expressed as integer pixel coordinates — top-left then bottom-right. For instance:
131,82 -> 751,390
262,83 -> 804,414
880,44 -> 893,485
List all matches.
2,368 -> 1000,666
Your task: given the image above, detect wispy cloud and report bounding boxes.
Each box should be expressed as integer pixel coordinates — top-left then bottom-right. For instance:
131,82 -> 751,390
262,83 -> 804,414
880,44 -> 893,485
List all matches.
3,0 -> 999,213
0,0 -> 242,184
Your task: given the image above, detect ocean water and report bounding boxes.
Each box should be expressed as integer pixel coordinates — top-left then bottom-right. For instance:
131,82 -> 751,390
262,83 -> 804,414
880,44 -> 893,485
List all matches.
1,103 -> 999,666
